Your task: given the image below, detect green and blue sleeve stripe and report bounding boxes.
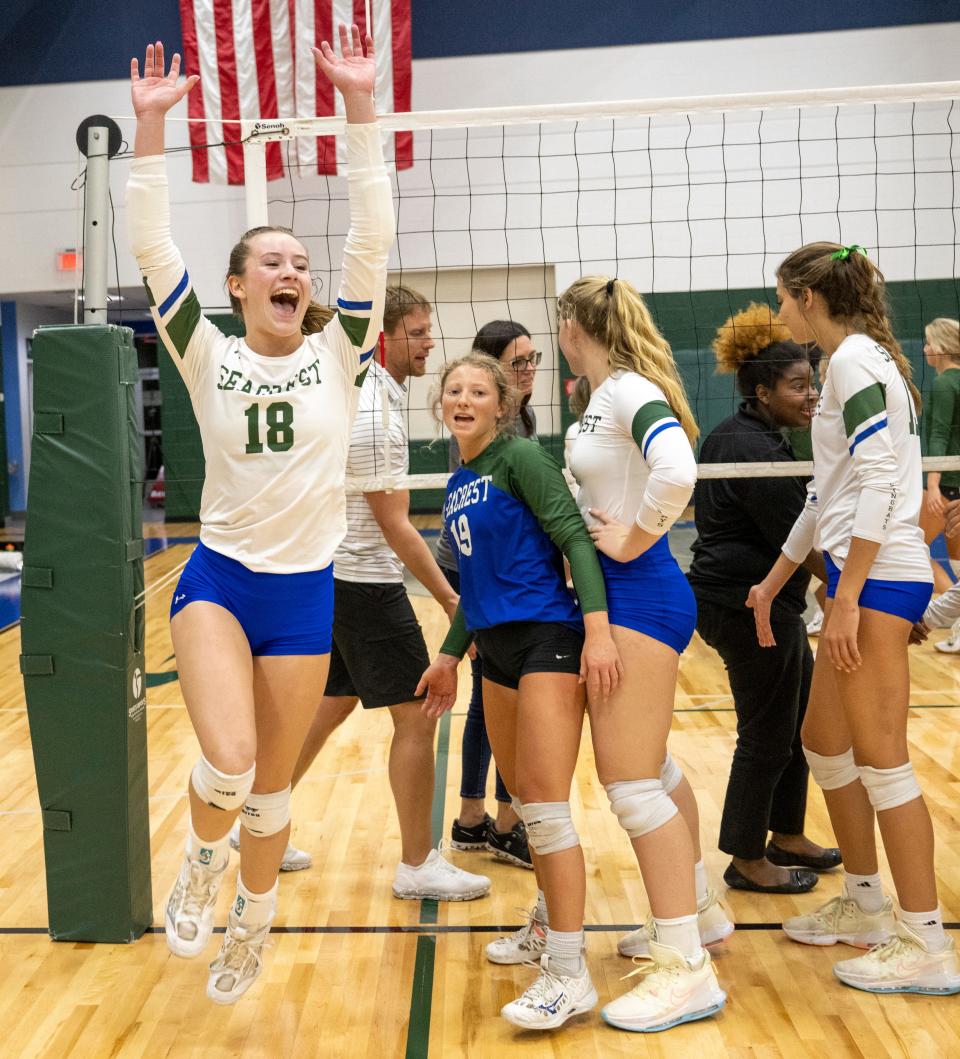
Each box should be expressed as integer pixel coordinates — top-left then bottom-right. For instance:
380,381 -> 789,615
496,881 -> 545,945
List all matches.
631,400 -> 681,458
842,382 -> 887,454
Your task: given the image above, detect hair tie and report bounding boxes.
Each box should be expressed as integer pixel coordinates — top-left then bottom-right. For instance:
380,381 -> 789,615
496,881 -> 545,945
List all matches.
831,244 -> 868,261
605,278 -> 616,296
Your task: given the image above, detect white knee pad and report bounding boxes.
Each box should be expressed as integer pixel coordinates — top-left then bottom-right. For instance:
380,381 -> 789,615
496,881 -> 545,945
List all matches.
858,763 -> 922,813
510,795 -> 523,818
606,779 -> 678,839
191,756 -> 255,812
660,752 -> 683,795
240,785 -> 292,837
803,746 -> 859,790
521,802 -> 579,855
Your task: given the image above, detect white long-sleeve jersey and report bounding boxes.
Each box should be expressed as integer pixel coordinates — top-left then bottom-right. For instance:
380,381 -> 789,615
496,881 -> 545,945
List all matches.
127,124 -> 395,573
782,333 -> 931,583
569,370 -> 697,536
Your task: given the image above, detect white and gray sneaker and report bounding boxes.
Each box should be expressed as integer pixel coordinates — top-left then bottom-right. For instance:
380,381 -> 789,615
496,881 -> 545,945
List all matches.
806,607 -> 824,636
206,914 -> 271,1005
783,895 -> 895,948
164,853 -> 229,958
618,890 -> 734,958
228,821 -> 313,872
934,616 -> 960,653
393,848 -> 490,901
501,954 -> 598,1030
486,907 -> 548,964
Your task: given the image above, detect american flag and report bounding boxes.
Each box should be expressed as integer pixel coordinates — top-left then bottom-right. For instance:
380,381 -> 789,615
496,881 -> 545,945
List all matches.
178,0 -> 412,184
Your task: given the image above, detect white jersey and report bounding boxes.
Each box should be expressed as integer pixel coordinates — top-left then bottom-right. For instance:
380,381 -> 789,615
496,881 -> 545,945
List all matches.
334,359 -> 408,583
569,370 -> 697,535
782,333 -> 931,583
127,124 -> 394,573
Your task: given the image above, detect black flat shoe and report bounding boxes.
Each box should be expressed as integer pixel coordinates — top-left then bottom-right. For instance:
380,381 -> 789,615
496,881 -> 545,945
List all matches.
765,842 -> 842,872
723,862 -> 818,894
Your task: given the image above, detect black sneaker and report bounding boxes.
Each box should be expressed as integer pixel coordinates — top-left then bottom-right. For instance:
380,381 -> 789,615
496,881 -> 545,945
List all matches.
486,822 -> 533,870
450,813 -> 493,850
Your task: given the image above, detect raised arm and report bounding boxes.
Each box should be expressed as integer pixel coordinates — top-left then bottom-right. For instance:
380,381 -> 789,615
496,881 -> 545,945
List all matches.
131,42 -> 199,158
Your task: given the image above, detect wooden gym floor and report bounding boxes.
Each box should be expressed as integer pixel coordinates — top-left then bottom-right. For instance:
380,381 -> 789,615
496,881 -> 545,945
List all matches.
0,521 -> 958,1058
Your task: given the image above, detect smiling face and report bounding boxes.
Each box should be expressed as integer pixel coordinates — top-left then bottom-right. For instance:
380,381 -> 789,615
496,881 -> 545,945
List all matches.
757,359 -> 819,429
384,306 -> 434,382
499,334 -> 539,398
228,230 -> 313,354
441,364 -> 504,456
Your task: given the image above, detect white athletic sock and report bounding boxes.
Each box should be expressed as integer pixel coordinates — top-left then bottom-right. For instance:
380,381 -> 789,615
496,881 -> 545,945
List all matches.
694,859 -> 709,906
534,889 -> 548,925
233,876 -> 277,931
186,824 -> 230,869
842,871 -> 885,913
900,907 -> 947,952
545,928 -> 584,976
653,913 -> 702,963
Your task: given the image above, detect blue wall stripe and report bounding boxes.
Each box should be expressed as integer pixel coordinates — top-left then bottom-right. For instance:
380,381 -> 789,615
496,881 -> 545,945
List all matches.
0,302 -> 24,511
0,1 -> 956,86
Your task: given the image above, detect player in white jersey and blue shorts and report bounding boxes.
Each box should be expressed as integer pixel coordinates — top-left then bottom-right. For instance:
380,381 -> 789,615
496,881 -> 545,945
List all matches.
127,28 -> 393,1005
749,242 -> 960,996
560,276 -> 730,1033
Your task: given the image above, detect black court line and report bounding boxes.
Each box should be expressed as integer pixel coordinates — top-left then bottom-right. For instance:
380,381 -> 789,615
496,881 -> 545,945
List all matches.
4,921 -> 958,937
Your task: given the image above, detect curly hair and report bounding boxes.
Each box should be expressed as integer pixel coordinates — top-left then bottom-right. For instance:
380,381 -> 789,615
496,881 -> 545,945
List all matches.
713,302 -> 819,399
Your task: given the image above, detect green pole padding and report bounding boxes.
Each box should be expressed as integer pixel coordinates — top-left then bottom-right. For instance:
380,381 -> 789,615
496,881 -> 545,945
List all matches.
20,324 -> 152,942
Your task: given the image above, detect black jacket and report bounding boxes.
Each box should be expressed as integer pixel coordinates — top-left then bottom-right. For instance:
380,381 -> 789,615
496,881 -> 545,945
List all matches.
687,403 -> 811,620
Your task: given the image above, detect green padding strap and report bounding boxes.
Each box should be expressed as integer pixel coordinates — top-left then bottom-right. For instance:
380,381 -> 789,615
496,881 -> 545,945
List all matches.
20,655 -> 54,675
42,810 -> 72,832
125,540 -> 144,562
34,413 -> 64,435
22,567 -> 53,589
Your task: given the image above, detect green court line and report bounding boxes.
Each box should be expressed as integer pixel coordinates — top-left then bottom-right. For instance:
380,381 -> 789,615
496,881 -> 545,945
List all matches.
404,709 -> 451,1059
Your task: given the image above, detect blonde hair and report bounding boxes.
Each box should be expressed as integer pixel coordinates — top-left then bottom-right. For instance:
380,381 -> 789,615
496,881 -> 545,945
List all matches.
557,276 -> 698,442
777,241 -> 921,411
226,225 -> 334,336
431,353 -> 520,435
926,317 -> 960,364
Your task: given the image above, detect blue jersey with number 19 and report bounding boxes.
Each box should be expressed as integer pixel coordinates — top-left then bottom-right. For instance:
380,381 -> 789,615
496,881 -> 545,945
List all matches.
127,124 -> 394,573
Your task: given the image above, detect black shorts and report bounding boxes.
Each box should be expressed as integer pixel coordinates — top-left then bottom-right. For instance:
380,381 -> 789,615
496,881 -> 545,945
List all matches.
324,580 -> 430,708
474,621 -> 584,691
940,485 -> 960,502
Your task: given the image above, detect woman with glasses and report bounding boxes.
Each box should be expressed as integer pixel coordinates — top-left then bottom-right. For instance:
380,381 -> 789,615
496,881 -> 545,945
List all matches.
439,321 -> 542,879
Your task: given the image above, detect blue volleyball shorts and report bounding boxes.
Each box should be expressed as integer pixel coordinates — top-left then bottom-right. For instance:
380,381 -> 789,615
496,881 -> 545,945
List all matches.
823,552 -> 932,624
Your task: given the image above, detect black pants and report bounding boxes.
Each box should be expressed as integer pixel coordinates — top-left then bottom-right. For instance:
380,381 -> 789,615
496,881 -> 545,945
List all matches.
696,598 -> 813,860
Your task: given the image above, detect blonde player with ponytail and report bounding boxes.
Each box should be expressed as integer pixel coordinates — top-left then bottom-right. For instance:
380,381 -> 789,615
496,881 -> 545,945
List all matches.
749,243 -> 960,996
560,276 -> 729,1034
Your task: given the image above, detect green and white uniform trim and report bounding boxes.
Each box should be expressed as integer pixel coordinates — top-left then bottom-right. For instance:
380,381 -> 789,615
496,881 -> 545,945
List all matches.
127,124 -> 394,573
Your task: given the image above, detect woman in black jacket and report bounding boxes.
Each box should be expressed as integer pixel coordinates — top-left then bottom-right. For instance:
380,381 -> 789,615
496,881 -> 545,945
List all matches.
687,303 -> 840,892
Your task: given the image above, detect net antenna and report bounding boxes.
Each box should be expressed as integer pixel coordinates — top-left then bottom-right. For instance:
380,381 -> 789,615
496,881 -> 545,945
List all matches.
237,79 -> 960,494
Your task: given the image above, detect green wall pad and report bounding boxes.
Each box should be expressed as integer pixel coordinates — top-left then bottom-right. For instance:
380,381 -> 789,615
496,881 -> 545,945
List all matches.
20,325 -> 152,942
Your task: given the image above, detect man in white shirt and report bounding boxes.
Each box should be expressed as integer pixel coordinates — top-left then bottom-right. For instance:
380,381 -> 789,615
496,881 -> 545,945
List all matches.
283,286 -> 490,900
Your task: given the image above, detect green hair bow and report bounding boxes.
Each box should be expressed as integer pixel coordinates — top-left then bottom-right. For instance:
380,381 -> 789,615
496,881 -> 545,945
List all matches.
831,244 -> 868,261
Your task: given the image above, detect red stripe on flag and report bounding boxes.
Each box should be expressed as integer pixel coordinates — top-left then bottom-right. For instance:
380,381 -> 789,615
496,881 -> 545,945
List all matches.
213,0 -> 245,184
391,0 -> 413,169
178,1 -> 209,182
314,0 -> 337,175
352,0 -> 367,35
250,0 -> 284,180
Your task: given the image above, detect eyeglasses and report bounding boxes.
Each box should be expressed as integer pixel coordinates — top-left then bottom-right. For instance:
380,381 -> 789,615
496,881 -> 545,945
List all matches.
508,351 -> 543,371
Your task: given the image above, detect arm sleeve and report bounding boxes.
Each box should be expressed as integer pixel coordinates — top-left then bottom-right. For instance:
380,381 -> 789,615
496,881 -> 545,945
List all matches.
833,352 -> 899,544
324,124 -> 396,384
782,480 -> 819,563
439,603 -> 472,658
613,379 -> 696,534
926,371 -> 957,459
924,581 -> 960,629
508,443 -> 608,614
126,155 -> 223,392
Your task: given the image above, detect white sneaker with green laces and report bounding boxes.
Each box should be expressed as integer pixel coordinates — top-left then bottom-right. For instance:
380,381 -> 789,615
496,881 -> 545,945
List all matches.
485,906 -> 548,964
164,853 -> 228,958
601,941 -> 726,1033
206,914 -> 272,1005
618,890 -> 734,958
783,894 -> 895,947
833,921 -> 960,994
500,954 -> 598,1030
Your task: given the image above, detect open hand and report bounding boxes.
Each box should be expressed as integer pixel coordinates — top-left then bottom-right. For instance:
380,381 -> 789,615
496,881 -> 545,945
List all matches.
131,42 -> 198,118
822,598 -> 861,672
312,24 -> 375,99
746,583 -> 776,647
416,655 -> 459,719
579,634 -> 623,702
588,509 -> 639,563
